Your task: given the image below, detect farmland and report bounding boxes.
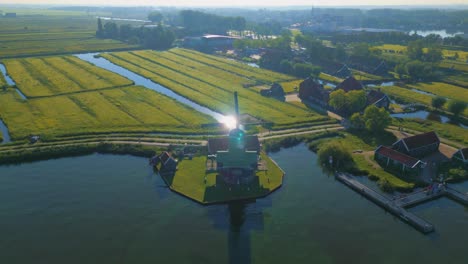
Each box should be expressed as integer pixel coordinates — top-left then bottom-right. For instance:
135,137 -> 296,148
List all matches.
0,13 -> 138,58
3,56 -> 133,97
407,82 -> 468,102
374,44 -> 468,62
102,49 -> 326,126
0,86 -> 215,140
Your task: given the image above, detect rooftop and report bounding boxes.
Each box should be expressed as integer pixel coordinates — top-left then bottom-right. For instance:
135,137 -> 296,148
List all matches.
376,146 -> 423,168
399,131 -> 440,150
336,76 -> 363,92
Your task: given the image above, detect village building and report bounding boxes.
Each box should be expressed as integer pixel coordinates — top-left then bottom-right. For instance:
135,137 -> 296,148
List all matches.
392,131 -> 440,157
150,151 -> 178,174
452,148 -> 468,165
334,64 -> 352,78
366,89 -> 390,109
375,145 -> 425,173
298,77 -> 330,107
335,76 -> 363,92
372,61 -> 389,76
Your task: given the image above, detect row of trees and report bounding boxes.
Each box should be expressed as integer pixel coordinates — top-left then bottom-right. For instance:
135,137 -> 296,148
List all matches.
96,19 -> 175,50
180,10 -> 246,35
328,90 -> 367,115
432,97 -> 467,117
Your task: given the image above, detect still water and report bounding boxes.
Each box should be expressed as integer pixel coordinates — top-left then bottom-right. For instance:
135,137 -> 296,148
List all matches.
0,63 -> 15,86
409,30 -> 464,38
0,119 -> 11,144
391,110 -> 468,129
0,144 -> 466,263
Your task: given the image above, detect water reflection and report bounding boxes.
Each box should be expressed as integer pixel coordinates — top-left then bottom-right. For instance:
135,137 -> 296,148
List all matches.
207,199 -> 271,264
391,110 -> 468,129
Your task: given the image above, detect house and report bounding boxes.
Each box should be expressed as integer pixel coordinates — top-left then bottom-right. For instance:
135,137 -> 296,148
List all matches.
452,148 -> 468,164
260,83 -> 285,99
335,76 -> 363,93
372,61 -> 389,76
334,64 -> 351,78
150,151 -> 178,174
366,90 -> 390,109
392,131 -> 440,157
375,145 -> 425,172
298,77 -> 330,107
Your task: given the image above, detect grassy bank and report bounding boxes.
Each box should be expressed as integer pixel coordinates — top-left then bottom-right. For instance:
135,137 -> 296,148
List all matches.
0,142 -> 161,165
161,152 -> 283,204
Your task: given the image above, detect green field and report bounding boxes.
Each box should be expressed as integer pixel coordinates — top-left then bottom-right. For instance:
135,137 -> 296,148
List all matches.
0,13 -> 138,58
374,44 -> 468,62
0,86 -> 215,140
408,82 -> 468,102
280,79 -> 302,93
3,56 -> 133,97
102,49 -> 327,126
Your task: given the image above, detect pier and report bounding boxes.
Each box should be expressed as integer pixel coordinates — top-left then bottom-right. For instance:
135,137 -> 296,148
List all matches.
335,173 -> 468,234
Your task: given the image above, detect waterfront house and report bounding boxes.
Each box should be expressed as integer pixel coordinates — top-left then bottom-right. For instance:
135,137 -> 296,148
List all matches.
335,76 -> 363,92
375,145 -> 425,172
366,90 -> 390,109
452,148 -> 468,165
298,77 -> 330,107
392,131 -> 440,157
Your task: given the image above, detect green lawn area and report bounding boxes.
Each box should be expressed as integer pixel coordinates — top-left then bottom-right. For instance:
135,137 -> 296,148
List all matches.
280,79 -> 302,93
319,72 -> 343,84
351,69 -> 383,81
162,153 -> 283,204
3,56 -> 133,97
0,86 -> 216,140
103,49 -> 328,127
407,82 -> 468,102
0,13 -> 137,58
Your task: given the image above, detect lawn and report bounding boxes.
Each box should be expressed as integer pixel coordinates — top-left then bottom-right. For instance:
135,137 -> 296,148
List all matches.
407,82 -> 468,102
319,72 -> 343,84
3,56 -> 133,97
103,49 -> 328,127
280,79 -> 302,93
0,13 -> 138,58
163,152 -> 283,204
0,86 -> 216,140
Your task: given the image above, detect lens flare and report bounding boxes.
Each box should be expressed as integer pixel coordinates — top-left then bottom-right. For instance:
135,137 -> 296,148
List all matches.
221,115 -> 237,129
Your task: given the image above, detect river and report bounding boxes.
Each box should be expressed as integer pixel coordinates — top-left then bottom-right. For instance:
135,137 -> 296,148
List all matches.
75,53 -> 225,123
0,119 -> 11,144
0,144 -> 466,263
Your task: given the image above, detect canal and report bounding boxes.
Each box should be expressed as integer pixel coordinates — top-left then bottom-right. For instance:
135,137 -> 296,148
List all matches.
0,144 -> 466,263
75,53 -> 226,123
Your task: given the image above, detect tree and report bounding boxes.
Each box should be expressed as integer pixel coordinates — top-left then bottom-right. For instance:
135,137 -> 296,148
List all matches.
431,96 -> 446,109
346,90 -> 367,114
425,47 -> 442,63
148,11 -> 163,23
103,22 -> 119,39
329,89 -> 347,112
405,60 -> 431,81
394,63 -> 406,79
448,100 -> 467,117
96,18 -> 104,38
317,141 -> 354,170
407,40 -> 424,60
363,105 -> 391,132
350,112 -> 365,129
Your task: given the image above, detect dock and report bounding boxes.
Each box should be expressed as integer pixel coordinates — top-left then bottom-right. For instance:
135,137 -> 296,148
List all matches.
336,173 -> 438,233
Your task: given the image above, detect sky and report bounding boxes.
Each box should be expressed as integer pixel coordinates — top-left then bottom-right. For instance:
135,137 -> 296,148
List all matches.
4,0 -> 468,7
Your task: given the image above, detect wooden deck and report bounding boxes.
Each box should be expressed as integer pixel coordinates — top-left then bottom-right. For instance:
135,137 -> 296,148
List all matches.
336,173 -> 468,234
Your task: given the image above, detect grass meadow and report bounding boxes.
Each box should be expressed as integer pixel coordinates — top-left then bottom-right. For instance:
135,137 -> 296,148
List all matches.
0,86 -> 216,140
3,56 -> 133,97
103,49 -> 327,126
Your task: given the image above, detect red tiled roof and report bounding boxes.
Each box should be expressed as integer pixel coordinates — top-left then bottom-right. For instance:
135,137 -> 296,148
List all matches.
376,146 -> 422,168
401,131 -> 439,150
208,136 -> 260,154
336,76 -> 363,92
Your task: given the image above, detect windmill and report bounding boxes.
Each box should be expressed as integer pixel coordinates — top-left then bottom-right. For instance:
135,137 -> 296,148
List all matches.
202,92 -> 267,130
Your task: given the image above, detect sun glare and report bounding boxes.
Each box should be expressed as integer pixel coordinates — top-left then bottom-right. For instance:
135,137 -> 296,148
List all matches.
221,115 -> 237,129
